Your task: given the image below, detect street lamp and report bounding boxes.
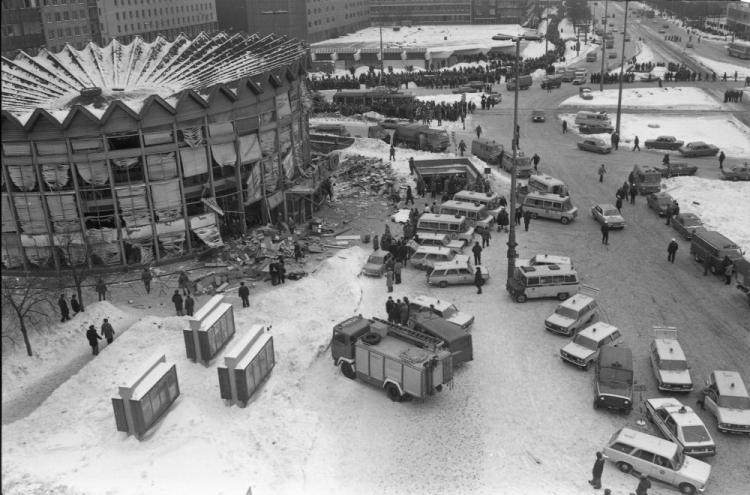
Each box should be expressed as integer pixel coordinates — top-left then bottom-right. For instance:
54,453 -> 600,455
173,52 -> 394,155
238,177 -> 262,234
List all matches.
490,33 -> 543,285
615,1 -> 629,134
599,0 -> 609,92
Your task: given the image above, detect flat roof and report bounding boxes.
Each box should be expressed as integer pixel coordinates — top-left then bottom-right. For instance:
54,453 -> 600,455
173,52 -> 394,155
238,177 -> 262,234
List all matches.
714,371 -> 749,397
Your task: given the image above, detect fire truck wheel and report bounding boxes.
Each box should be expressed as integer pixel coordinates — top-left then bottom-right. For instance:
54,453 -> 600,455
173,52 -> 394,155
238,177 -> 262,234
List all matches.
340,362 -> 356,380
385,383 -> 403,402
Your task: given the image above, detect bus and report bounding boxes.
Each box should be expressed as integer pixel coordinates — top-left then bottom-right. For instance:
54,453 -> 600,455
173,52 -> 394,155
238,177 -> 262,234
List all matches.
728,42 -> 750,60
332,88 -> 416,106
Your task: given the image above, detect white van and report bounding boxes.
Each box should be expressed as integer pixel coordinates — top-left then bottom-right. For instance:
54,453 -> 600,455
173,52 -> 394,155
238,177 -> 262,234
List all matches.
575,111 -> 611,126
409,246 -> 456,270
416,213 -> 475,243
521,191 -> 578,224
453,190 -> 505,220
506,264 -> 580,303
522,174 -> 569,197
436,200 -> 495,233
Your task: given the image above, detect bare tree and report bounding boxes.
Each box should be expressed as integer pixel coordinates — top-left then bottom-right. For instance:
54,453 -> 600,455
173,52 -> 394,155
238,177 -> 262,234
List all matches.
55,231 -> 106,312
1,275 -> 56,357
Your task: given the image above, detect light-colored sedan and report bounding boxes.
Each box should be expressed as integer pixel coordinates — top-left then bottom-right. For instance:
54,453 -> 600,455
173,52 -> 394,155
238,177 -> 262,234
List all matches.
672,213 -> 704,240
678,141 -> 720,157
646,398 -> 716,458
591,204 -> 626,228
577,137 -> 612,154
579,87 -> 593,100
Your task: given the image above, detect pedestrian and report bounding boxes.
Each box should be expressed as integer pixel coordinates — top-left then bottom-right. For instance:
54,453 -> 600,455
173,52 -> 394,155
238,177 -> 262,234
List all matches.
725,262 -> 733,285
86,324 -> 102,356
458,140 -> 467,156
385,296 -> 395,321
277,257 -> 286,284
703,256 -> 709,276
601,223 -> 609,245
633,135 -> 640,151
141,267 -> 152,294
474,267 -> 484,294
635,474 -> 651,495
372,234 -> 379,251
475,125 -> 482,139
394,259 -> 403,284
389,299 -> 401,323
408,156 -> 415,175
481,228 -> 491,247
472,241 -> 482,265
662,153 -> 670,166
516,206 -> 523,226
399,300 -> 409,326
672,201 -> 680,218
718,150 -> 725,169
615,196 -> 623,213
523,209 -> 532,231
269,261 -> 279,285
665,203 -> 673,226
667,238 -> 679,263
172,290 -> 184,316
58,294 -> 71,322
589,451 -> 607,490
598,164 -> 606,183
101,318 -> 115,344
562,120 -> 568,133
389,145 -> 396,161
185,294 -> 195,316
238,281 -> 250,308
405,185 -> 415,205
532,153 -> 540,172
294,241 -> 303,263
70,294 -> 81,316
95,278 -> 107,301
629,183 -> 638,205
386,268 -> 394,292
178,270 -> 190,296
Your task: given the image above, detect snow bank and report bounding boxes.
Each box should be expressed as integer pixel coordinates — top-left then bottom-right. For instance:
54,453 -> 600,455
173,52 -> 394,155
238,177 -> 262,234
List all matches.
559,87 -> 724,111
688,53 -> 749,79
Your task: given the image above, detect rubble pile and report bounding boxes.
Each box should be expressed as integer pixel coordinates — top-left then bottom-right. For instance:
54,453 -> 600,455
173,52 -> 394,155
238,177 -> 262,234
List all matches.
333,154 -> 401,199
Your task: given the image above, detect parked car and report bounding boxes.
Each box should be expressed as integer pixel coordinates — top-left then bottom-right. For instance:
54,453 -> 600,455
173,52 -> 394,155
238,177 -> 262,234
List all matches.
579,87 -> 593,100
452,86 -> 479,94
686,42 -> 694,48
649,327 -> 693,392
646,192 -> 675,216
645,135 -> 684,150
427,255 -> 490,288
721,164 -> 750,181
579,122 -> 614,134
407,294 -> 475,331
672,213 -> 704,240
545,294 -> 598,336
646,398 -> 716,458
532,110 -> 546,122
409,246 -> 457,271
658,29 -> 666,33
678,141 -> 720,157
408,232 -> 465,254
572,75 -> 587,85
591,204 -> 626,228
578,137 -> 612,154
361,250 -> 393,277
560,323 -> 623,371
379,118 -> 406,130
593,347 -> 634,414
654,162 -> 697,177
698,370 -> 750,434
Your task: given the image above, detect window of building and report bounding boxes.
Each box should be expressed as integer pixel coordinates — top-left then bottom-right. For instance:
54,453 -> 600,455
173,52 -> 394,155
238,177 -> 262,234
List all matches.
74,26 -> 79,35
58,28 -> 63,37
83,25 -> 88,34
55,12 -> 61,22
72,10 -> 78,18
66,27 -> 72,36
116,12 -> 119,20
48,29 -> 55,39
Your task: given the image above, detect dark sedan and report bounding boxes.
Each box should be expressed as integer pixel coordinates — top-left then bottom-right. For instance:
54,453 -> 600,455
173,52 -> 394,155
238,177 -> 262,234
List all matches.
654,162 -> 698,177
678,141 -> 720,157
646,192 -> 676,216
672,213 -> 704,239
645,136 -> 684,150
721,164 -> 750,181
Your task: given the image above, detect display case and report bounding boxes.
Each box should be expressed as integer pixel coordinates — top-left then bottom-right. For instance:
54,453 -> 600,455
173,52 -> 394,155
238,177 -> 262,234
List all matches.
217,325 -> 275,408
183,295 -> 236,366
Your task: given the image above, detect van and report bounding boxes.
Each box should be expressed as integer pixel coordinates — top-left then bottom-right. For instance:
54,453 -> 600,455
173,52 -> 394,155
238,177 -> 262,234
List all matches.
594,346 -> 634,413
407,312 -> 474,365
521,191 -> 578,224
575,111 -> 611,126
408,232 -> 465,254
507,264 -> 580,303
453,190 -> 505,220
690,231 -> 744,275
518,254 -> 573,268
632,164 -> 662,195
524,174 -> 569,196
603,428 -> 712,494
416,213 -> 475,244
560,322 -> 622,370
407,294 -> 474,331
586,51 -> 598,62
545,294 -> 598,336
541,76 -> 562,89
471,138 -> 504,164
500,149 -> 534,178
436,200 -> 495,233
561,68 -> 578,82
409,246 -> 456,270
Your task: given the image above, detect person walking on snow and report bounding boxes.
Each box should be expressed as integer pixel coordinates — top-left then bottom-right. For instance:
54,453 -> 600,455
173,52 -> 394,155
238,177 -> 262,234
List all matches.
101,318 -> 115,344
458,140 -> 467,156
562,120 -> 568,133
629,183 -> 638,205
185,294 -> 195,317
70,294 -> 81,316
86,324 -> 102,356
472,241 -> 483,265
141,267 -> 152,294
589,451 -> 607,490
598,164 -> 606,183
667,238 -> 679,263
532,153 -> 540,172
474,268 -> 484,294
718,151 -> 725,169
601,223 -> 610,245
523,209 -> 532,232
59,294 -> 71,322
389,145 -> 396,161
95,278 -> 107,301
475,125 -> 482,139
238,281 -> 250,308
405,185 -> 415,205
633,135 -> 640,151
172,290 -> 184,316
615,196 -> 623,213
481,228 -> 491,247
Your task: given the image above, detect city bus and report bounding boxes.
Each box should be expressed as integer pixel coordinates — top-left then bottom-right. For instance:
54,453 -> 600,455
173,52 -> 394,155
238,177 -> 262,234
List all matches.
332,89 -> 416,106
727,42 -> 750,60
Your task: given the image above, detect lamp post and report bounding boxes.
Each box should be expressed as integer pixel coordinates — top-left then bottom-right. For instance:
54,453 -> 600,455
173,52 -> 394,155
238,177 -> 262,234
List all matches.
379,0 -> 384,85
599,0 -> 609,92
615,1 -> 629,134
491,33 -> 542,285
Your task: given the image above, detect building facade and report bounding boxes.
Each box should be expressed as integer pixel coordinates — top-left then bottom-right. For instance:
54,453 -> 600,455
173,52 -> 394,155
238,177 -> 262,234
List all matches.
369,0 -> 537,26
216,0 -> 371,43
726,0 -> 750,37
96,0 -> 218,45
39,0 -> 101,52
1,0 -> 46,59
1,32 -> 314,272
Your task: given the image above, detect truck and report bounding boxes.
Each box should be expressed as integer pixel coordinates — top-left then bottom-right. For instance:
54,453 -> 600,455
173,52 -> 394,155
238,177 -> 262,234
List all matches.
506,74 -> 532,90
605,39 -> 614,49
645,10 -> 655,19
690,231 -> 745,275
393,123 -> 450,152
586,51 -> 598,62
331,316 -> 453,402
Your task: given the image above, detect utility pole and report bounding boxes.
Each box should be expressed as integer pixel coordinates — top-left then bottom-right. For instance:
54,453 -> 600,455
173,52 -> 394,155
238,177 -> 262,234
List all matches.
379,0 -> 384,85
599,0 -> 608,92
615,1 -> 629,135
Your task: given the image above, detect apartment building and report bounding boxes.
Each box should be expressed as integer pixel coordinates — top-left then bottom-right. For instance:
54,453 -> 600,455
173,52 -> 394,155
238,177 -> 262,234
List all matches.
1,0 -> 46,58
726,0 -> 750,37
39,0 -> 101,52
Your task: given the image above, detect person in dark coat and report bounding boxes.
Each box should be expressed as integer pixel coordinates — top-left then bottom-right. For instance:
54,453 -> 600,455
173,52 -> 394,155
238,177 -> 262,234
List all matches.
405,185 -> 415,205
185,295 -> 195,316
408,156 -> 416,175
277,257 -> 286,284
498,208 -> 509,233
718,150 -> 725,169
86,324 -> 102,355
516,206 -> 523,226
665,204 -> 673,226
70,294 -> 81,316
481,228 -> 491,247
399,301 -> 409,326
629,184 -> 638,205
635,474 -> 651,495
372,234 -> 379,251
100,318 -> 115,344
667,238 -> 679,263
589,451 -> 607,489
141,267 -> 153,294
724,262 -> 733,285
294,242 -> 303,263
386,269 -> 394,293
615,196 -> 623,213
269,262 -> 279,285
601,223 -> 610,245
389,299 -> 401,322
394,260 -> 403,284
523,209 -> 532,231
385,296 -> 395,321
95,278 -> 107,301
532,153 -> 540,172
474,268 -> 483,294
172,290 -> 184,316
178,270 -> 190,295
672,201 -> 680,218
238,281 -> 250,308
472,242 -> 483,265
59,294 -> 71,322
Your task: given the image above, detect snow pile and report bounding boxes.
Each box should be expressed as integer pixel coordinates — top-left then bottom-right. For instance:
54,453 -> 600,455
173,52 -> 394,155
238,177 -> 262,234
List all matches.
665,177 -> 750,256
559,87 -> 724,111
688,54 -> 749,79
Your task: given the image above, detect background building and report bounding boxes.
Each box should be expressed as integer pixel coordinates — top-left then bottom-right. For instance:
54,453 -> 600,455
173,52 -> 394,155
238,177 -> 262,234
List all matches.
726,0 -> 750,38
1,0 -> 46,59
96,0 -> 218,44
1,31 -> 312,272
216,0 -> 371,43
40,0 -> 101,52
369,0 -> 538,26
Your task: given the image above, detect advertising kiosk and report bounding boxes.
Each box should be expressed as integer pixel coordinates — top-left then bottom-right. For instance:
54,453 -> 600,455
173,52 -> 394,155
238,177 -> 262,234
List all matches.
183,295 -> 236,366
217,325 -> 275,408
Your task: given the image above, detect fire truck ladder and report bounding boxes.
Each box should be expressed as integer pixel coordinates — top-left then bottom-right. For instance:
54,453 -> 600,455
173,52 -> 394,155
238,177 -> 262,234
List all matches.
371,317 -> 445,351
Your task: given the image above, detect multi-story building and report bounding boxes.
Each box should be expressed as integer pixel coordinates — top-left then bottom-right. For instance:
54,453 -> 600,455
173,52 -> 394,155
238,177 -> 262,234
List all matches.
96,0 -> 218,45
726,0 -> 750,38
216,0 -> 371,43
369,0 -> 537,26
39,0 -> 101,53
1,0 -> 46,59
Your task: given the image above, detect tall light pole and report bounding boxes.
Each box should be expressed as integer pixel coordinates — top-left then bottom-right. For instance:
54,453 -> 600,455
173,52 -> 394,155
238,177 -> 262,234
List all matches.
599,0 -> 609,92
378,0 -> 384,85
615,1 -> 629,135
491,33 -> 542,284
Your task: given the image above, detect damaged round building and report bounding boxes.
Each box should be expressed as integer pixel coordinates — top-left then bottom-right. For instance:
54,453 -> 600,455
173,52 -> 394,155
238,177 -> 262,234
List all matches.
1,31 -> 320,271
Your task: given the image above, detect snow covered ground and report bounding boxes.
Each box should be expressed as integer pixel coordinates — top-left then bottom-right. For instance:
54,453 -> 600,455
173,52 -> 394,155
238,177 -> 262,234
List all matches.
559,87 -> 725,111
688,53 -> 749,80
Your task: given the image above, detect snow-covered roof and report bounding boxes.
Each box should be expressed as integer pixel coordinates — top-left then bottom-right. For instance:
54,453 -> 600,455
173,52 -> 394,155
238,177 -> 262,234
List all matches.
1,31 -> 308,124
